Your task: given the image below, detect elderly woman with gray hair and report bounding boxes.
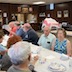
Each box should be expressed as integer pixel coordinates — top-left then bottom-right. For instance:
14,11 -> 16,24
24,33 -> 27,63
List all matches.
7,41 -> 38,72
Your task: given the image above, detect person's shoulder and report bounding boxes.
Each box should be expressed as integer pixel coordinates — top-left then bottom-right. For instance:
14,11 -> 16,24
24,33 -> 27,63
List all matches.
19,28 -> 23,30
13,27 -> 17,32
40,34 -> 45,37
7,66 -> 14,72
50,33 -> 56,38
28,29 -> 37,35
65,38 -> 71,44
18,28 -> 24,32
29,29 -> 35,33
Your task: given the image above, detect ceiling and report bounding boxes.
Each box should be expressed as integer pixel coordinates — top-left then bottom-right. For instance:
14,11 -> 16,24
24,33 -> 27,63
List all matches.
0,0 -> 72,4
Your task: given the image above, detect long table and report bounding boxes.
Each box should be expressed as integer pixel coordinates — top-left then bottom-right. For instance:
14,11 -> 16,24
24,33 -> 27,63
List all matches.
1,35 -> 72,72
30,44 -> 72,72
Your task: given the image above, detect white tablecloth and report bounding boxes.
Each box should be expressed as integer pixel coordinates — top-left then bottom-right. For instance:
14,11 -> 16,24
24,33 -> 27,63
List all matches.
1,35 -> 9,46
30,44 -> 72,72
1,36 -> 72,72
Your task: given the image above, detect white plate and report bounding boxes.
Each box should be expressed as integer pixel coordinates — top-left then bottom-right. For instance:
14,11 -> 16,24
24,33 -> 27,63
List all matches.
60,54 -> 69,61
48,63 -> 66,72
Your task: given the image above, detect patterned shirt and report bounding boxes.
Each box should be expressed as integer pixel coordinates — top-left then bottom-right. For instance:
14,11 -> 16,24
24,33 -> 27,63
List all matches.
54,38 -> 67,54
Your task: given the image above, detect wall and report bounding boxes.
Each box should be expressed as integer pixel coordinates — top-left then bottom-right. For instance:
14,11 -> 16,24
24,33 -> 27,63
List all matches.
38,1 -> 72,24
0,3 -> 39,24
55,2 -> 72,24
0,1 -> 72,30
0,3 -> 9,24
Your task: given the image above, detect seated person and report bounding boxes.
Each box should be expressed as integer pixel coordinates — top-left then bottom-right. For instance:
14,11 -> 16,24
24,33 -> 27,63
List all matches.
2,24 -> 10,35
38,26 -> 56,49
0,35 -> 22,71
7,35 -> 22,48
51,28 -> 72,56
16,25 -> 25,39
15,22 -> 22,34
9,21 -> 17,36
7,41 -> 38,72
17,23 -> 39,45
0,30 -> 7,58
9,21 -> 20,36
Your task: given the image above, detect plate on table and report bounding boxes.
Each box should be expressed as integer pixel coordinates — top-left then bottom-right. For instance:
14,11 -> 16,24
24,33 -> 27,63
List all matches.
48,62 -> 66,72
60,54 -> 69,61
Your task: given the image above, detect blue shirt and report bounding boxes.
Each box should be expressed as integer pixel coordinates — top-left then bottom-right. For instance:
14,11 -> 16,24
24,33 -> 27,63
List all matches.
24,29 -> 39,45
16,28 -> 39,45
16,28 -> 25,40
38,33 -> 56,49
54,38 -> 67,54
0,44 -> 7,59
0,44 -> 7,51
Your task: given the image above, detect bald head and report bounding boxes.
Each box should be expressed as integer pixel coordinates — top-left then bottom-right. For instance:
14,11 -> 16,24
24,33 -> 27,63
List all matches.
43,26 -> 51,36
23,23 -> 31,28
23,23 -> 32,32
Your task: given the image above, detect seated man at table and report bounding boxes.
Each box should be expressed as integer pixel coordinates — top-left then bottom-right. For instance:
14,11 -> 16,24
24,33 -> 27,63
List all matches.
38,26 -> 56,49
7,41 -> 38,72
17,23 -> 39,45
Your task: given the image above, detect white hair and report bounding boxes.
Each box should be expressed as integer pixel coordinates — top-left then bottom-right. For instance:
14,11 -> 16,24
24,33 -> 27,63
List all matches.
8,41 -> 31,65
43,25 -> 51,31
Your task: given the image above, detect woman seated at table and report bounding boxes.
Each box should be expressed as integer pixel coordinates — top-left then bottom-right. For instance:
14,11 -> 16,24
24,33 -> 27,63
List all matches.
51,28 -> 72,56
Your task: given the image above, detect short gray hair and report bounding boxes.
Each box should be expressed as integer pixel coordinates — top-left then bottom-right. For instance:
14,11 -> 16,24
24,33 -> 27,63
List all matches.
8,41 -> 31,65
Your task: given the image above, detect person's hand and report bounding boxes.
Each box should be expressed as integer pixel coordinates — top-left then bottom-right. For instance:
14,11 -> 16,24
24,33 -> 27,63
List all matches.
34,55 -> 39,62
32,55 -> 39,65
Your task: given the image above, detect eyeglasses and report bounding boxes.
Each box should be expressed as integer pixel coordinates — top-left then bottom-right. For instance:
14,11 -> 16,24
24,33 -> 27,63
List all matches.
15,24 -> 20,26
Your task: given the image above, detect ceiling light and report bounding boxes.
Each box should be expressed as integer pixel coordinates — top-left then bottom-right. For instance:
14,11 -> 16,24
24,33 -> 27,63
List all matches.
33,1 -> 45,5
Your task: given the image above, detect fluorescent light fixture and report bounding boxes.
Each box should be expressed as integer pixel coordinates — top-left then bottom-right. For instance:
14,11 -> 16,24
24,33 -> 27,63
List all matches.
33,1 -> 45,4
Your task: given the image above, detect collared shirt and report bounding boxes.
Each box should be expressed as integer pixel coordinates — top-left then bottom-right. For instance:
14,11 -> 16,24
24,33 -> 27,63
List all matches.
16,27 -> 21,34
38,33 -> 56,49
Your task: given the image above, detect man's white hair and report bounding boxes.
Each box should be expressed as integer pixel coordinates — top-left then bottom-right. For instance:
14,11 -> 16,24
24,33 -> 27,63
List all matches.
43,25 -> 51,31
8,41 -> 31,65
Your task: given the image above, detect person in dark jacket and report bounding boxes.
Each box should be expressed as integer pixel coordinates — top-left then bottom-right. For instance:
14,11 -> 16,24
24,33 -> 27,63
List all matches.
22,23 -> 39,45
